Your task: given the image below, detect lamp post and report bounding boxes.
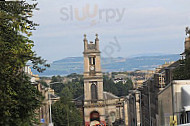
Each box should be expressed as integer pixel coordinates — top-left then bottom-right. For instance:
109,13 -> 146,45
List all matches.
48,83 -> 53,126
48,82 -> 63,126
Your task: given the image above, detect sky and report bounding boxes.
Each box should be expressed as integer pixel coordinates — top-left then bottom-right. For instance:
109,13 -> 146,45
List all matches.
30,0 -> 190,63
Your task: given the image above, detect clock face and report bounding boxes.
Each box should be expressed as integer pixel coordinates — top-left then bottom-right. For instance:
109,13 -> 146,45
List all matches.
90,65 -> 95,71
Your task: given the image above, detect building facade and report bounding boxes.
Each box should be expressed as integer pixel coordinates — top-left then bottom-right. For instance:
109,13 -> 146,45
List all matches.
158,80 -> 190,126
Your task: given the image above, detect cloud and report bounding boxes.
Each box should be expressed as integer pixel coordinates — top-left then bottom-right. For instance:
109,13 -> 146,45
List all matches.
31,0 -> 190,62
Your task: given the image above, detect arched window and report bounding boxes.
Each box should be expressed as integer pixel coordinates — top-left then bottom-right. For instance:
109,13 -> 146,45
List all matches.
110,112 -> 116,123
91,83 -> 98,100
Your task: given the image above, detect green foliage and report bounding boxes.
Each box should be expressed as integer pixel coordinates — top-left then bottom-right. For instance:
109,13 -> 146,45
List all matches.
173,50 -> 190,80
52,97 -> 83,126
0,1 -> 49,125
0,1 -> 49,73
51,74 -> 83,126
40,80 -> 48,87
50,74 -> 84,99
103,75 -> 133,97
51,74 -> 133,99
0,72 -> 44,126
67,73 -> 82,78
51,75 -> 63,82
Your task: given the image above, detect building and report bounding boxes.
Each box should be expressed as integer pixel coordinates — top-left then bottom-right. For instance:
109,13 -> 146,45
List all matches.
75,34 -> 127,126
157,28 -> 190,126
126,59 -> 180,126
135,27 -> 190,126
158,80 -> 190,126
126,90 -> 141,126
24,66 -> 60,126
128,70 -> 155,89
113,74 -> 128,84
24,65 -> 40,83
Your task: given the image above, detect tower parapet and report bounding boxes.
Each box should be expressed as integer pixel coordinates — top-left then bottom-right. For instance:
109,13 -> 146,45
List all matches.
84,34 -> 88,51
83,34 -> 100,53
95,33 -> 99,51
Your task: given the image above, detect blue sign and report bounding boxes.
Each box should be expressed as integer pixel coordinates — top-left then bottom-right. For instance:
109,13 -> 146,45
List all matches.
41,118 -> 45,123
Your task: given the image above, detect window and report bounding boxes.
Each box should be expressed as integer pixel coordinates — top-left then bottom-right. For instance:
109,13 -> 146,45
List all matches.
180,111 -> 190,124
89,57 -> 92,65
93,57 -> 95,65
188,111 -> 190,123
110,112 -> 116,123
91,83 -> 98,100
89,57 -> 95,65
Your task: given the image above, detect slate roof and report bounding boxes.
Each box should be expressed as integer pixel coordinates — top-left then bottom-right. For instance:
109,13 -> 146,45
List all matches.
74,91 -> 119,101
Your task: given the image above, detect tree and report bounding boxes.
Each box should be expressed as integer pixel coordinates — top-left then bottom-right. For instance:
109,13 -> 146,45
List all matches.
173,50 -> 190,80
103,75 -> 133,96
51,75 -> 63,82
0,1 -> 49,125
50,74 -> 84,99
50,74 -> 83,126
52,94 -> 83,126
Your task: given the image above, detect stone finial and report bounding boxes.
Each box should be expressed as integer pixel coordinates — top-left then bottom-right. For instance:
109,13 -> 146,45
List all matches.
84,34 -> 87,39
84,34 -> 88,41
84,34 -> 87,51
95,33 -> 98,39
186,27 -> 190,37
95,33 -> 99,50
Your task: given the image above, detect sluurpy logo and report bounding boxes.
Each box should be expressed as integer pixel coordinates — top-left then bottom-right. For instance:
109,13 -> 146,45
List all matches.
102,36 -> 121,59
60,4 -> 126,27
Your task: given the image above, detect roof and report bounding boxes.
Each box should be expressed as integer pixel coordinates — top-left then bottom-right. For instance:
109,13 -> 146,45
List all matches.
158,60 -> 180,73
103,91 -> 119,99
74,91 -> 119,101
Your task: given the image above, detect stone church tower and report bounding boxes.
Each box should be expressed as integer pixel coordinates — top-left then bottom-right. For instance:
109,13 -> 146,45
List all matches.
83,34 -> 106,125
83,34 -> 103,101
75,34 -> 127,126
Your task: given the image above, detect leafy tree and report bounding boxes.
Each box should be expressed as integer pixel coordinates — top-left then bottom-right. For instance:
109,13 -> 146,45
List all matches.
40,80 -> 48,87
50,74 -> 84,99
51,75 -> 63,82
51,74 -> 84,126
103,75 -> 133,96
0,1 -> 49,125
60,87 -> 73,99
103,75 -> 119,95
173,50 -> 190,80
52,97 -> 83,126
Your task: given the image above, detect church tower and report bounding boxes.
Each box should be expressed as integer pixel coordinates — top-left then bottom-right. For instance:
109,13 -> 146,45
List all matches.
83,34 -> 103,101
76,34 -> 126,126
83,34 -> 106,126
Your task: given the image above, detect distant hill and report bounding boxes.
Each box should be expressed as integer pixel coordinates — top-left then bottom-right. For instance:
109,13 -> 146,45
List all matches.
32,54 -> 180,76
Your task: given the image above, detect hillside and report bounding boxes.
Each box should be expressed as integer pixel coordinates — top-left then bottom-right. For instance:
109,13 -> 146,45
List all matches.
32,54 -> 180,76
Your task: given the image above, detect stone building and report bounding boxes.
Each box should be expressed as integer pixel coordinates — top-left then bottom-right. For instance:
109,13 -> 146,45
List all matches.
126,90 -> 141,126
157,28 -> 190,126
158,80 -> 190,126
75,34 -> 127,126
24,66 -> 60,126
137,27 -> 190,126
